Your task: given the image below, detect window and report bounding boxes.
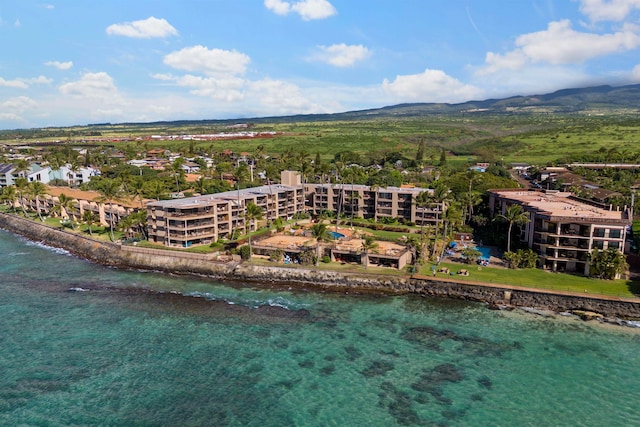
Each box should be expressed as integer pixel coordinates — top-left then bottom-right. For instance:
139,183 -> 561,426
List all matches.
609,229 -> 621,239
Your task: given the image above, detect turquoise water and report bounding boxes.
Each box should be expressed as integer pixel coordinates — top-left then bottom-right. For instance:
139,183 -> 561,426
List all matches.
475,245 -> 492,260
2,229 -> 640,426
328,231 -> 345,240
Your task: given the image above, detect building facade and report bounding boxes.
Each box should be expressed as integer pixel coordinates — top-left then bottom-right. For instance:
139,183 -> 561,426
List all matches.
146,179 -> 304,248
489,189 -> 631,275
147,170 -> 442,248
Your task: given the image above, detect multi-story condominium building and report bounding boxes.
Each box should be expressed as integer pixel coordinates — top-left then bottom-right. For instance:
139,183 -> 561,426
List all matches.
488,189 -> 631,276
0,163 -> 51,187
146,170 -> 442,248
303,183 -> 439,227
147,176 -> 304,247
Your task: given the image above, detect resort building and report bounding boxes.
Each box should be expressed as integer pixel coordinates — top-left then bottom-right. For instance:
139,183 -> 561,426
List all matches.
146,170 -> 442,248
303,182 -> 440,227
488,189 -> 631,276
147,174 -> 304,247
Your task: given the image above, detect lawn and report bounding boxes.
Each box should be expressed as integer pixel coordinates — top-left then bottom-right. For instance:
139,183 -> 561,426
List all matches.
420,260 -> 640,299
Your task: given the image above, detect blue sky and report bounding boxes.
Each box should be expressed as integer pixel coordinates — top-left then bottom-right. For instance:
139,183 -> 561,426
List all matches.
2,0 -> 640,129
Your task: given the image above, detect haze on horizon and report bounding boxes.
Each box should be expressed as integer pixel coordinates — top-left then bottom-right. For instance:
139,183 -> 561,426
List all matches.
2,0 -> 640,130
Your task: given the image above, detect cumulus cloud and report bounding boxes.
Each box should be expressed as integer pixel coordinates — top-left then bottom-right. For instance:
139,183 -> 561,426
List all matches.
156,73 -> 246,102
163,45 -> 250,77
382,69 -> 484,103
0,77 -> 28,89
264,0 -> 336,20
247,78 -> 324,113
45,60 -> 73,70
312,44 -> 370,67
106,16 -> 178,39
59,72 -> 119,98
632,64 -> 640,80
578,0 -> 640,22
2,96 -> 37,112
479,20 -> 640,74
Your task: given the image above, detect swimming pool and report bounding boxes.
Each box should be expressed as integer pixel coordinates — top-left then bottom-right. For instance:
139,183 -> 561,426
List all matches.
475,245 -> 492,260
328,231 -> 345,240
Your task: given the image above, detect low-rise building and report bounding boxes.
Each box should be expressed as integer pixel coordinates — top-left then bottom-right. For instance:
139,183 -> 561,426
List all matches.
489,189 -> 631,276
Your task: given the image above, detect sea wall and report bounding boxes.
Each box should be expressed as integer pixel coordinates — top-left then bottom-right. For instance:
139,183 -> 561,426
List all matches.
2,212 -> 640,319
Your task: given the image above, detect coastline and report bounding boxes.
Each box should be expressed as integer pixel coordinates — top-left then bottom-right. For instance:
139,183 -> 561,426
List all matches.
2,211 -> 640,322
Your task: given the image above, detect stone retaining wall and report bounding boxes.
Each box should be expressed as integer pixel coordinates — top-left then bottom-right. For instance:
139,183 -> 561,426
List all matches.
2,212 -> 640,319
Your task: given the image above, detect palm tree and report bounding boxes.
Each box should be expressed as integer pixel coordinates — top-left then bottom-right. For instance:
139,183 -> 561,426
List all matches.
82,210 -> 99,236
496,204 -> 530,253
310,223 -> 329,266
29,181 -> 47,221
244,202 -> 264,263
360,235 -> 379,269
144,179 -> 166,201
97,178 -> 123,242
129,176 -> 146,208
0,185 -> 18,213
52,193 -> 77,229
14,177 -> 29,215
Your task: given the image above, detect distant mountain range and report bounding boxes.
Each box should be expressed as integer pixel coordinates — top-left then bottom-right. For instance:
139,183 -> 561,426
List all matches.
113,84 -> 640,128
323,84 -> 640,119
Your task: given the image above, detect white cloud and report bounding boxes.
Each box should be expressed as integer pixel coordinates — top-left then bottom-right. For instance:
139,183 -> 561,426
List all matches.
578,0 -> 640,22
28,75 -> 52,84
264,0 -> 336,20
632,64 -> 640,80
45,60 -> 73,70
382,69 -> 484,103
312,44 -> 370,67
41,4 -> 55,9
59,72 -> 119,99
14,19 -> 20,27
478,20 -> 640,74
163,45 -> 250,77
106,16 -> 178,39
174,74 -> 246,102
247,79 -> 324,113
2,96 -> 37,112
0,77 -> 28,89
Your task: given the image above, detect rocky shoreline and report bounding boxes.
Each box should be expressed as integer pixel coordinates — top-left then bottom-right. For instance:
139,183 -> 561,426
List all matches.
2,211 -> 640,323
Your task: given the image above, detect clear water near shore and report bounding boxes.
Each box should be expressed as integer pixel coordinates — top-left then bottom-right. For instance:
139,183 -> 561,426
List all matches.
2,229 -> 640,426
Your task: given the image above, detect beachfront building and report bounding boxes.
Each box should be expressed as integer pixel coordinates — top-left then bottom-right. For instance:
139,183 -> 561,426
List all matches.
0,163 -> 51,187
488,189 -> 631,276
146,176 -> 304,248
303,182 -> 440,227
146,170 -> 441,248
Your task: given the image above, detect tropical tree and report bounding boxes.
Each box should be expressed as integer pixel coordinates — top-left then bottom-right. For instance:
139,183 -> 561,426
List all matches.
14,177 -> 29,215
360,235 -> 379,269
129,176 -> 146,208
495,204 -> 530,253
52,193 -> 77,229
310,223 -> 329,266
97,178 -> 123,242
0,185 -> 18,213
144,179 -> 167,201
461,246 -> 482,265
82,210 -> 99,236
589,247 -> 628,280
244,202 -> 264,263
29,181 -> 47,221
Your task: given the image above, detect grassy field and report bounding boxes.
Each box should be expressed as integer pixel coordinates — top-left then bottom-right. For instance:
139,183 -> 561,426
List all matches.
4,114 -> 639,166
420,260 -> 640,298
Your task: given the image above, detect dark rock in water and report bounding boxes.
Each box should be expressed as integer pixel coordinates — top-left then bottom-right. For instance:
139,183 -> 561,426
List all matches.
411,363 -> 464,397
319,364 -> 335,375
324,354 -> 336,362
254,305 -> 310,319
362,360 -> 395,378
298,359 -> 315,369
477,375 -> 492,389
344,345 -> 363,361
470,393 -> 483,401
378,381 -> 421,426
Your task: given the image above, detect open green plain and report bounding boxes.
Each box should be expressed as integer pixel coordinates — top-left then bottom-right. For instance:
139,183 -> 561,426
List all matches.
4,114 -> 640,166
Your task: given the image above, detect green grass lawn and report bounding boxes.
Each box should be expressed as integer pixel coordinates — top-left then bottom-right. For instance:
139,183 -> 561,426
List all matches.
420,260 -> 639,299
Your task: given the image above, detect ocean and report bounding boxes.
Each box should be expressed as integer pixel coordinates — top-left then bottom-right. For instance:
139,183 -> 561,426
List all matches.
2,228 -> 640,427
